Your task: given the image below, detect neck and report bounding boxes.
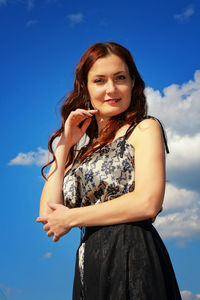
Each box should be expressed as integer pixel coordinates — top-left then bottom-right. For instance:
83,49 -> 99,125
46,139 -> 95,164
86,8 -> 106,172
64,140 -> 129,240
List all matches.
95,114 -> 110,135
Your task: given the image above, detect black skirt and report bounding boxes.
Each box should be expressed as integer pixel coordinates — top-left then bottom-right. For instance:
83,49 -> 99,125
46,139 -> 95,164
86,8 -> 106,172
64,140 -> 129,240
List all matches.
72,221 -> 181,300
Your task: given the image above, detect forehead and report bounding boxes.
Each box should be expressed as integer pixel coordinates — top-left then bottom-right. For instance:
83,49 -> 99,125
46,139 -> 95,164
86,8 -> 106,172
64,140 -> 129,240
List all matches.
88,54 -> 129,77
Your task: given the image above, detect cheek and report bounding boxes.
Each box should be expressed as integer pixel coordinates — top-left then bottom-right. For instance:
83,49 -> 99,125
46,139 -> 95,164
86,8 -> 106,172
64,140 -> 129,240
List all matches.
89,86 -> 105,100
122,85 -> 132,98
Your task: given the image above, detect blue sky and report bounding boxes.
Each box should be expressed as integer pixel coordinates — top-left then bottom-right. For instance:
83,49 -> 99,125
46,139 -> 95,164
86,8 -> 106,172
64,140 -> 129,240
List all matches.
0,0 -> 200,299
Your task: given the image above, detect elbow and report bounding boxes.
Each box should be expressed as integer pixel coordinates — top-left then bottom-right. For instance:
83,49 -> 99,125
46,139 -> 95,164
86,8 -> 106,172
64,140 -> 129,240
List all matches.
145,194 -> 163,220
147,207 -> 160,220
39,206 -> 52,216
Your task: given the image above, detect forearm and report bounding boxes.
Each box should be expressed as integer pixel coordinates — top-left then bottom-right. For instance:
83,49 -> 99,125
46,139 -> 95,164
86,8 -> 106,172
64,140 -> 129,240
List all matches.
39,135 -> 71,216
70,190 -> 163,228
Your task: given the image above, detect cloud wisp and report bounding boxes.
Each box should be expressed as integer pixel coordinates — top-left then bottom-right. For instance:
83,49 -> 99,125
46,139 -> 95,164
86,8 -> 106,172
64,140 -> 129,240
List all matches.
43,252 -> 52,259
8,147 -> 50,167
0,283 -> 23,297
11,0 -> 35,10
174,5 -> 195,22
181,290 -> 200,300
0,0 -> 7,7
26,19 -> 39,27
67,12 -> 83,27
27,0 -> 34,10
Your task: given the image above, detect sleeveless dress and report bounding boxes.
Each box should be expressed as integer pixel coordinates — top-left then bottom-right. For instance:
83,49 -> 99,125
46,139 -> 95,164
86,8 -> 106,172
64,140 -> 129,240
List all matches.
62,117 -> 181,300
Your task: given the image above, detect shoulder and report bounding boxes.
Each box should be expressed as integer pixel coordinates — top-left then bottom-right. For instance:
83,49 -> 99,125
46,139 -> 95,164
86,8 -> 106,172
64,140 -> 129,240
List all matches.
135,117 -> 162,133
127,118 -> 164,150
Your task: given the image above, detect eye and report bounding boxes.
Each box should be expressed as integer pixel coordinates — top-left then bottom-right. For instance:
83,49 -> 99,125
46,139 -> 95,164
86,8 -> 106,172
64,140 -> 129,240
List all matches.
94,78 -> 104,83
116,75 -> 126,81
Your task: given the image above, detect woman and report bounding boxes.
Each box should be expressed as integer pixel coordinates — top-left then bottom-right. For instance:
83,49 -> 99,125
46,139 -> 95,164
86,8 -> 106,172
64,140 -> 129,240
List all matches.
36,42 -> 181,299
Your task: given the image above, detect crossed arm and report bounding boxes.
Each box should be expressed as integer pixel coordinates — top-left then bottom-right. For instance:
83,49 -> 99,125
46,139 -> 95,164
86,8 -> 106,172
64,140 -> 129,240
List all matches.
36,118 -> 166,242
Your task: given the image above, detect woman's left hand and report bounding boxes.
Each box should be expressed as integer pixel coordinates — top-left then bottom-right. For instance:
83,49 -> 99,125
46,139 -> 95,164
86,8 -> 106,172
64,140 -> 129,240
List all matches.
36,202 -> 72,242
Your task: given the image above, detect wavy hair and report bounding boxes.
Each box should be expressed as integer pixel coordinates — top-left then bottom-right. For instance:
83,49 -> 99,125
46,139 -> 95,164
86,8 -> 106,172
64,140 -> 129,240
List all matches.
42,42 -> 147,179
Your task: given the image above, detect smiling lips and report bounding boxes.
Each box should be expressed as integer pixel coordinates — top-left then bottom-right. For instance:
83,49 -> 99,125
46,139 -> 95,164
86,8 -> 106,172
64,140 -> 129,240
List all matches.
105,98 -> 121,104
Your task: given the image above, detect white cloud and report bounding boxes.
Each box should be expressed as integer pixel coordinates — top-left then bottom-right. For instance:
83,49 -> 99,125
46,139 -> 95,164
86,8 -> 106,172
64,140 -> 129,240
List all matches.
181,290 -> 200,300
8,147 -> 50,166
67,12 -> 83,26
0,0 -> 7,7
26,19 -> 39,27
145,70 -> 200,135
174,5 -> 195,22
162,183 -> 198,212
154,183 -> 200,241
166,131 -> 200,170
43,252 -> 52,259
145,69 -> 200,193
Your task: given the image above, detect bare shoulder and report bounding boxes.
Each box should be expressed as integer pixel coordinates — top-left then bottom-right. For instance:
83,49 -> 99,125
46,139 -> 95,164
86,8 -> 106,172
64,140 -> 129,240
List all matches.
127,118 -> 164,149
136,118 -> 161,130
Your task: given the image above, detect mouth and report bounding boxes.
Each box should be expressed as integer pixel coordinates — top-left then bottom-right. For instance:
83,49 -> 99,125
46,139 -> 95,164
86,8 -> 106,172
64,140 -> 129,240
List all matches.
105,98 -> 121,104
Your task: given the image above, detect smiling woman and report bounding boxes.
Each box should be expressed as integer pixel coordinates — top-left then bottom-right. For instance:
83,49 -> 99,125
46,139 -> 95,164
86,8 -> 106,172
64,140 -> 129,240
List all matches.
36,42 -> 181,299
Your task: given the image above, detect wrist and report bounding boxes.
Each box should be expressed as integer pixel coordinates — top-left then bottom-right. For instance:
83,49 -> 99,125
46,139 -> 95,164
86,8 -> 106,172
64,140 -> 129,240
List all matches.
55,135 -> 71,154
57,133 -> 69,147
68,207 -> 81,229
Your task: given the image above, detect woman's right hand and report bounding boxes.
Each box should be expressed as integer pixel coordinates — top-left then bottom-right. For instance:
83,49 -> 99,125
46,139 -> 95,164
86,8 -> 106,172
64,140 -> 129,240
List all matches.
61,108 -> 98,147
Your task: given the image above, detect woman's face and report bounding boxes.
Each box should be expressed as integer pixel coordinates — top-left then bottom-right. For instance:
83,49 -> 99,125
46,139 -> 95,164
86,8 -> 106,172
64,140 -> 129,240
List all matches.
87,54 -> 134,121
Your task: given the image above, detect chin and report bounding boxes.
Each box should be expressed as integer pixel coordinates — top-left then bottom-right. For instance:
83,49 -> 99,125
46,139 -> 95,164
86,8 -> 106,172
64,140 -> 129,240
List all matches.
102,111 -> 125,119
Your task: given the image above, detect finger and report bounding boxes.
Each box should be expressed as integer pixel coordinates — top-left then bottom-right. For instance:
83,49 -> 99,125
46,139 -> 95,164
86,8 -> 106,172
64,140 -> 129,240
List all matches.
43,224 -> 50,231
36,216 -> 48,223
47,230 -> 54,237
42,220 -> 48,225
53,235 -> 60,242
67,109 -> 97,129
87,109 -> 98,114
81,110 -> 98,121
47,202 -> 58,210
76,108 -> 98,114
71,109 -> 98,120
40,220 -> 48,225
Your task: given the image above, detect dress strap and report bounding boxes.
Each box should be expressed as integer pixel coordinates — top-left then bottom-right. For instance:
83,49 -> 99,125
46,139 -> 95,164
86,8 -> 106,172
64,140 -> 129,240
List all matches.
120,116 -> 169,158
146,116 -> 169,154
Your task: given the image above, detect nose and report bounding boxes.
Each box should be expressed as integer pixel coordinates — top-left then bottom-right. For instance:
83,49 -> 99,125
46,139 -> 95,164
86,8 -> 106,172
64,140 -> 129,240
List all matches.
106,79 -> 116,94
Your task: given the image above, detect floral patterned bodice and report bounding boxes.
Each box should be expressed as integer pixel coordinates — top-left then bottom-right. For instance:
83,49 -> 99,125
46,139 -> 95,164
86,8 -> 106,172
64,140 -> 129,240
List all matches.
63,136 -> 135,208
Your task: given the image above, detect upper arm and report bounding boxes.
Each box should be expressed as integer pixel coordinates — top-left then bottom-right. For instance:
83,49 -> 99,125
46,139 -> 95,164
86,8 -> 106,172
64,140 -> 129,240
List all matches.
128,118 -> 166,211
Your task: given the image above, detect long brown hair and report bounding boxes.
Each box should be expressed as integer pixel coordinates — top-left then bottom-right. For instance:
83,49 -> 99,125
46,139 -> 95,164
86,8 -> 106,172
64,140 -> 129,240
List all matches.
41,42 -> 147,179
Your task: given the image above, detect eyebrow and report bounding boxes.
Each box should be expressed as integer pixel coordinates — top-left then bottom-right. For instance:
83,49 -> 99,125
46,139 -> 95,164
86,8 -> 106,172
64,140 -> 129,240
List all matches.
92,71 -> 126,77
